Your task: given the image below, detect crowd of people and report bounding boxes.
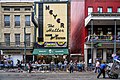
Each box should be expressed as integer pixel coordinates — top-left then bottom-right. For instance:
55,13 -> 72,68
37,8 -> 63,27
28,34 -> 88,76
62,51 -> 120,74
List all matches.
14,59 -> 86,73
26,59 -> 86,73
0,56 -> 14,69
0,57 -> 108,78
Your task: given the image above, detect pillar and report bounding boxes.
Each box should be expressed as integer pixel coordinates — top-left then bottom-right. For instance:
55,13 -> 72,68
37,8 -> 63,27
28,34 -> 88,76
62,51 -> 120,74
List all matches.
114,20 -> 116,55
91,19 -> 93,63
103,49 -> 106,62
93,48 -> 97,63
84,49 -> 88,67
33,55 -> 35,61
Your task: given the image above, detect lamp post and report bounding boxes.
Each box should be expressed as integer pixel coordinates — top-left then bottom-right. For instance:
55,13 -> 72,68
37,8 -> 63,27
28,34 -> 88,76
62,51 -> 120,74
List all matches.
24,27 -> 27,70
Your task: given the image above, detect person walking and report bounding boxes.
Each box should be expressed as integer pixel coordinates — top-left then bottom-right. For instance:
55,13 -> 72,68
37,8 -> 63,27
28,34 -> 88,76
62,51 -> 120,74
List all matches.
97,62 -> 107,79
69,60 -> 74,73
28,61 -> 32,73
94,60 -> 100,73
64,59 -> 68,71
17,59 -> 22,72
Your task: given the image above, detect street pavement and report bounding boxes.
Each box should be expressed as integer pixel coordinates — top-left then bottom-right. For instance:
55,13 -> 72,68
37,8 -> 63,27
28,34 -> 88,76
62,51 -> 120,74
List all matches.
0,70 -> 120,80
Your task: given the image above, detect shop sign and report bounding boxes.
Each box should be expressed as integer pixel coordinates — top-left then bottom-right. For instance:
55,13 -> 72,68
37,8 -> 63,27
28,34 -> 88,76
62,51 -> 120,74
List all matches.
43,3 -> 68,47
33,49 -> 69,55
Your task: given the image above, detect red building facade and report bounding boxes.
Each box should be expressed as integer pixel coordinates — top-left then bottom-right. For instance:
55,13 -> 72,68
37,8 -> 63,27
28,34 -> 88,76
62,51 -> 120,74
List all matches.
70,0 -> 85,60
71,0 -> 120,65
84,0 -> 120,66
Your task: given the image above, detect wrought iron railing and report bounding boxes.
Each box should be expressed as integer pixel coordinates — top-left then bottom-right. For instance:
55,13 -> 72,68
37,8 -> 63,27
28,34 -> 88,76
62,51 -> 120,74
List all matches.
86,35 -> 120,42
91,12 -> 120,17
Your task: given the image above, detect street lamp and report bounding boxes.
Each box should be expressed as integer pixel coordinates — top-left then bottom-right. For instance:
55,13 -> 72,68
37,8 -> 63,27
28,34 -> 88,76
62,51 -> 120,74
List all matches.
24,27 -> 27,70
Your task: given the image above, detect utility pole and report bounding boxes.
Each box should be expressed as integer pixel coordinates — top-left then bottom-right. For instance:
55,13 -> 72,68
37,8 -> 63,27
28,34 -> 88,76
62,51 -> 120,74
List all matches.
24,27 -> 27,70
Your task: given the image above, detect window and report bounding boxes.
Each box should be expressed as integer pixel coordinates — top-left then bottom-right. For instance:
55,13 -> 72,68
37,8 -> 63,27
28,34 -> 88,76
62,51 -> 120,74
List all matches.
26,34 -> 30,46
88,7 -> 93,15
15,15 -> 20,27
4,33 -> 10,46
107,49 -> 113,63
107,7 -> 112,13
25,7 -> 31,11
117,8 -> 120,13
15,34 -> 20,46
14,7 -> 20,11
4,7 -> 10,11
25,15 -> 30,26
97,7 -> 102,13
4,15 -> 10,27
97,49 -> 103,59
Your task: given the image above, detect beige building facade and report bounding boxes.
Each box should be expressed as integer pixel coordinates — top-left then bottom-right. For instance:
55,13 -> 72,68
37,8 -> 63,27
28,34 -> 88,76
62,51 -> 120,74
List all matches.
0,1 -> 34,66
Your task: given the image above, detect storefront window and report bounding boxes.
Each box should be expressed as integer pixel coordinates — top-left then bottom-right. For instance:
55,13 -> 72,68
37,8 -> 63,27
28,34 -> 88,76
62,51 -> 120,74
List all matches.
106,49 -> 113,63
97,49 -> 103,59
87,49 -> 92,63
116,49 -> 120,56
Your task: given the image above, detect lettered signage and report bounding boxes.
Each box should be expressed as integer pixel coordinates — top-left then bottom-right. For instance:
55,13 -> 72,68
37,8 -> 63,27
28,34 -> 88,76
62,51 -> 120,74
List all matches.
43,3 -> 67,47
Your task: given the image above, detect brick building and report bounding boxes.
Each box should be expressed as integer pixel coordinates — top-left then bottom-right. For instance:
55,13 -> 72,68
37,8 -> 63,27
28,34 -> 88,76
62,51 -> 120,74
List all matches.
84,0 -> 120,66
70,0 -> 120,66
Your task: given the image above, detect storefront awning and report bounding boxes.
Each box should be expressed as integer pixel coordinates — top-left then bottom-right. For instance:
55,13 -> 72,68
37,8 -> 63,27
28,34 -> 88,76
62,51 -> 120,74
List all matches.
32,49 -> 69,55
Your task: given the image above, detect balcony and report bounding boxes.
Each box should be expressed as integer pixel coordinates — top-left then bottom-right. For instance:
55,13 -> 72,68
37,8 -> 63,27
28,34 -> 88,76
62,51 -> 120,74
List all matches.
0,42 -> 33,50
85,12 -> 120,26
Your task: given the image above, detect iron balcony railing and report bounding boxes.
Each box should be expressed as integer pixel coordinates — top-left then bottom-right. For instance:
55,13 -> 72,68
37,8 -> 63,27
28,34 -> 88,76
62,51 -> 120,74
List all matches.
0,42 -> 34,49
91,12 -> 120,17
86,35 -> 120,43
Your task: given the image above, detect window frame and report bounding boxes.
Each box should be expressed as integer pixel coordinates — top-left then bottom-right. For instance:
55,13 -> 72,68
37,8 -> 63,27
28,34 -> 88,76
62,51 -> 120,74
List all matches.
88,7 -> 93,15
14,7 -> 20,11
4,15 -> 10,27
107,7 -> 112,13
4,7 -> 10,11
25,7 -> 31,11
97,7 -> 103,13
117,7 -> 120,13
14,15 -> 20,27
4,33 -> 10,46
25,15 -> 30,27
26,34 -> 31,46
15,34 -> 20,46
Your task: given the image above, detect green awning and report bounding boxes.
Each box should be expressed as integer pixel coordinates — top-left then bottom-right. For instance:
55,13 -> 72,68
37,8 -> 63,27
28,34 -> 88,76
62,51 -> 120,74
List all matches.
32,49 -> 69,55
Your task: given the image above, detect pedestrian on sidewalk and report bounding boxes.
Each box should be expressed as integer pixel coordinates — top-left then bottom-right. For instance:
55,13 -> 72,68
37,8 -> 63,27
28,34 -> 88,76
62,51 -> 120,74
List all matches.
69,60 -> 74,73
17,59 -> 22,72
94,59 -> 100,73
97,62 -> 107,79
28,61 -> 33,73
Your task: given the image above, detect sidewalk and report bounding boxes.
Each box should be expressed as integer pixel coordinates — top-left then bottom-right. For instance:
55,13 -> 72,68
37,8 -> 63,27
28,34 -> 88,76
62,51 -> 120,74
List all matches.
0,69 -> 93,74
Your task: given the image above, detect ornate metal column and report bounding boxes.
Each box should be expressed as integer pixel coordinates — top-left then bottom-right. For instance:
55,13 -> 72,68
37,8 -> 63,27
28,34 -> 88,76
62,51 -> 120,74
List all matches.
114,20 -> 116,55
91,19 -> 93,63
